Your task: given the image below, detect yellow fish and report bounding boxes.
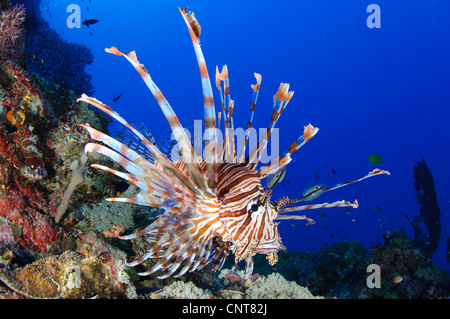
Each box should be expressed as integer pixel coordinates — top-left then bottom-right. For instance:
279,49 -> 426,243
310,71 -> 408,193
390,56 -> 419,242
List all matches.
393,274 -> 403,284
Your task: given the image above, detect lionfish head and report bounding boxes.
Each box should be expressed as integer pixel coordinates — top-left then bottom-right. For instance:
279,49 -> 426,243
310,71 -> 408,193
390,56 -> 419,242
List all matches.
216,164 -> 286,266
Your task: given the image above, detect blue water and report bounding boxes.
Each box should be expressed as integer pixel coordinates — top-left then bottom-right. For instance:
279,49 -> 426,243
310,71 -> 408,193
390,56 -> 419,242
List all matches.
40,0 -> 449,269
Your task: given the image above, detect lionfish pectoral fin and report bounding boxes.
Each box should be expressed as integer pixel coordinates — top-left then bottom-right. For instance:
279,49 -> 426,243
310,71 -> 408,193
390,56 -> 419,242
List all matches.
242,255 -> 254,279
78,98 -> 206,198
277,199 -> 359,215
274,214 -> 316,225
323,169 -> 391,193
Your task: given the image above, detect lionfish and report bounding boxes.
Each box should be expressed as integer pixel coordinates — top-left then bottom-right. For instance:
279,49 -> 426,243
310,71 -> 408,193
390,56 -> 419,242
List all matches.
77,8 -> 390,279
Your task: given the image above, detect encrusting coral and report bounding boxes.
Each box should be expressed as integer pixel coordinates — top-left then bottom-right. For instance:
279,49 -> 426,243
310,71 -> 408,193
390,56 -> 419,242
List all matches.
1,250 -> 131,298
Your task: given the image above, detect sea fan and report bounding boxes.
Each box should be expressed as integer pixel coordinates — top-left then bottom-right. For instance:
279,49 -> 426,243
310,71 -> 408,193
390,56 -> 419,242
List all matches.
0,4 -> 25,58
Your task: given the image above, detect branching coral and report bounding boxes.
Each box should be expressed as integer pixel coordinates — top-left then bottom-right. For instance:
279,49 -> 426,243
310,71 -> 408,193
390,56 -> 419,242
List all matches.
0,4 -> 25,62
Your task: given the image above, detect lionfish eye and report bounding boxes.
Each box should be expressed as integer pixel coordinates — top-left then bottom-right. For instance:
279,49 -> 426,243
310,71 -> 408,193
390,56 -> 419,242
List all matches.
250,204 -> 259,212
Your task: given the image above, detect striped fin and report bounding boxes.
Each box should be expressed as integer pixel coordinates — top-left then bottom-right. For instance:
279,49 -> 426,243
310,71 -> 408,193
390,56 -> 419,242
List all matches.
237,73 -> 262,163
179,7 -> 218,192
80,124 -> 154,171
274,214 -> 316,225
116,122 -> 163,162
247,83 -> 294,168
103,47 -> 212,197
277,199 -> 359,215
79,121 -> 203,197
323,169 -> 391,193
83,144 -> 185,208
259,124 -> 319,176
216,65 -> 236,162
215,67 -> 227,162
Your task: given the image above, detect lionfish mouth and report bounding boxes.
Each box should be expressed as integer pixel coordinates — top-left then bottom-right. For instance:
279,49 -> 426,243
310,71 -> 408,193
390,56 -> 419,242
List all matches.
76,7 -> 390,279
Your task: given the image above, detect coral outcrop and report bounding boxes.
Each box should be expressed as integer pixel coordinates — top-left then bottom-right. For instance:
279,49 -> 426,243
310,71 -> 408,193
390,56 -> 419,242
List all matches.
24,11 -> 94,95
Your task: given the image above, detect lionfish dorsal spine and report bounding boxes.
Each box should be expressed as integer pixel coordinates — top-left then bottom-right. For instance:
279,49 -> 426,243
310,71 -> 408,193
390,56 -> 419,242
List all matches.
236,73 -> 262,163
259,124 -> 319,177
246,83 -> 294,169
179,7 -> 218,193
103,47 -> 212,197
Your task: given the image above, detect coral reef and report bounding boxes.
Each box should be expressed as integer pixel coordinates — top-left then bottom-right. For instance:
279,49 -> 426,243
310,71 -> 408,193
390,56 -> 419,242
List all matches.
246,232 -> 449,299
0,249 -> 132,298
363,230 -> 449,299
245,273 -> 323,299
150,280 -> 213,299
147,271 -> 322,299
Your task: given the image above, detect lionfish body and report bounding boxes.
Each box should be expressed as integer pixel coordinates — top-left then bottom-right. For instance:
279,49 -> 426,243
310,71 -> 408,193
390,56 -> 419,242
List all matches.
78,8 -> 389,279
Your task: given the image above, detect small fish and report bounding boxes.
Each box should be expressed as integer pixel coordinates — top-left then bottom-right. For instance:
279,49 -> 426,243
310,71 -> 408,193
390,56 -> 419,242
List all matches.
375,206 -> 382,211
351,218 -> 357,222
266,167 -> 286,190
368,154 -> 383,165
319,213 -> 327,219
302,183 -> 326,201
344,209 -> 351,215
314,169 -> 320,179
331,168 -> 337,175
82,19 -> 101,27
290,223 -> 297,227
112,92 -> 124,102
393,274 -> 403,284
21,166 -> 47,181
